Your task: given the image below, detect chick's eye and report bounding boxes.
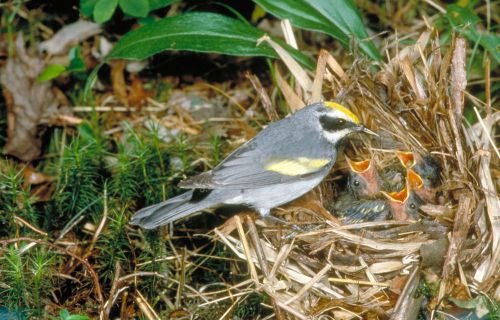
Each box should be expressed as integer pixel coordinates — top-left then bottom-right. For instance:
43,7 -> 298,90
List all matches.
337,119 -> 345,125
353,179 -> 360,186
410,203 -> 416,209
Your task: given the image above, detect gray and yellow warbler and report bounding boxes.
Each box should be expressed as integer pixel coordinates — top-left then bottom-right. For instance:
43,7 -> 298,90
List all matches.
131,101 -> 377,229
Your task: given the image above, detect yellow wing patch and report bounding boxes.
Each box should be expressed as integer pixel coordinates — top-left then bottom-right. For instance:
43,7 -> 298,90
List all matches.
264,157 -> 330,176
324,101 -> 361,124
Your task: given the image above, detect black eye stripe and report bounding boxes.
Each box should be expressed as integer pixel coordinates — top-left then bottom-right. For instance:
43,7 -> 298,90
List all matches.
319,115 -> 354,131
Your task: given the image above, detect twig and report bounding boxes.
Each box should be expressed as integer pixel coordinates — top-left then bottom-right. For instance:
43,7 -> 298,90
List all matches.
175,247 -> 187,308
134,290 -> 159,320
473,107 -> 499,159
235,215 -> 259,284
13,215 -> 48,236
328,277 -> 389,287
246,72 -> 278,121
285,264 -> 331,305
101,262 -> 121,320
246,216 -> 283,320
84,187 -> 108,260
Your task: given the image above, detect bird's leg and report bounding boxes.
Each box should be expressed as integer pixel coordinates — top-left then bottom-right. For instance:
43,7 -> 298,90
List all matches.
257,207 -> 304,232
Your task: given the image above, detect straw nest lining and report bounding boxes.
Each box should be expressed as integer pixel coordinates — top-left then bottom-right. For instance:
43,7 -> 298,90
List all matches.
205,30 -> 498,319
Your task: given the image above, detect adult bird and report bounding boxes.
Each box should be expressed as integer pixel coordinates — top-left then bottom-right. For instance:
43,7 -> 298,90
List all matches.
131,101 -> 377,229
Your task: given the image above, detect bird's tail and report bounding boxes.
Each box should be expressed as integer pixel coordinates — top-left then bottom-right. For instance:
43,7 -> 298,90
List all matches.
130,190 -> 216,229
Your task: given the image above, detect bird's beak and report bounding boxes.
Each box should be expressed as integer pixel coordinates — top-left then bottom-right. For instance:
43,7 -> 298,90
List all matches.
358,125 -> 378,137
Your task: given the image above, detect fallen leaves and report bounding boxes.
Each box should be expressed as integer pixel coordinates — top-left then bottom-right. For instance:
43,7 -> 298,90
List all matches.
0,35 -> 71,161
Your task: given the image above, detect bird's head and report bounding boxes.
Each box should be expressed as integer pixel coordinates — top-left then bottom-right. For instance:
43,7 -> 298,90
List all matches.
316,101 -> 377,145
346,157 -> 380,197
382,185 -> 423,221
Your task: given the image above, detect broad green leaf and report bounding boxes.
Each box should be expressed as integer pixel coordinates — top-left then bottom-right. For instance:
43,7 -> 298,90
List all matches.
106,12 -> 314,69
37,64 -> 66,82
119,0 -> 149,18
80,0 -> 97,18
93,0 -> 118,23
149,0 -> 177,11
254,0 -> 381,60
67,46 -> 86,72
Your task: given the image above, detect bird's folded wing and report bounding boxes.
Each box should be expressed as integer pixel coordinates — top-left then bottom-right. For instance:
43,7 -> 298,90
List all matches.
179,144 -> 332,189
179,112 -> 333,189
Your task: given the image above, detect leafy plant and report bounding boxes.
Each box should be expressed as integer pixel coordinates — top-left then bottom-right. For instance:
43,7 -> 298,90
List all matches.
84,10 -> 315,98
444,2 -> 499,65
96,206 -> 130,281
254,0 -> 381,60
0,162 -> 37,235
58,309 -> 91,320
38,47 -> 87,82
105,12 -> 314,68
55,123 -> 105,219
80,0 -> 177,23
0,245 -> 55,318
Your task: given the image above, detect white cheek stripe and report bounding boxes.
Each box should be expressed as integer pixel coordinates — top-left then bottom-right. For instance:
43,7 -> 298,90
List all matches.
323,128 -> 351,143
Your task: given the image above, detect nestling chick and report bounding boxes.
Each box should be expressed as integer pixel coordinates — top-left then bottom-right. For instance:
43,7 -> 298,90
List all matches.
407,169 -> 437,203
396,151 -> 441,188
381,185 -> 423,221
346,157 -> 380,198
333,185 -> 423,224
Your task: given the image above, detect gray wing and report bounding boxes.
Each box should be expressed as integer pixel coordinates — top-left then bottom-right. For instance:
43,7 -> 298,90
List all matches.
179,109 -> 334,190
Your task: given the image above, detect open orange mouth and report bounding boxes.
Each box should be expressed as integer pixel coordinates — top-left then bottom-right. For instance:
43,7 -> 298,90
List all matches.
346,157 -> 372,173
396,151 -> 415,168
407,169 -> 424,190
382,186 -> 409,203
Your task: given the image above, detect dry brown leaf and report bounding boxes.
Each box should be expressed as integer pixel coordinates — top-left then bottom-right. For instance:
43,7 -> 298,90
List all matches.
0,35 -> 71,161
23,165 -> 53,185
39,20 -> 102,56
128,75 -> 148,107
275,66 -> 305,112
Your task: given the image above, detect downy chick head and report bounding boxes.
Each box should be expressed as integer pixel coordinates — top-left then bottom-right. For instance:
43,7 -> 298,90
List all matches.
346,156 -> 380,198
407,168 -> 437,203
381,185 -> 423,221
396,151 -> 441,188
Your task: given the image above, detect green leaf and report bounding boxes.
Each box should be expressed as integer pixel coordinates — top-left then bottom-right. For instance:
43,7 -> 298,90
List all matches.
37,64 -> 67,82
93,0 -> 118,23
83,62 -> 103,102
445,4 -> 500,64
106,12 -> 314,69
254,0 -> 381,60
80,0 -> 97,18
119,0 -> 149,18
67,46 -> 86,72
149,0 -> 177,11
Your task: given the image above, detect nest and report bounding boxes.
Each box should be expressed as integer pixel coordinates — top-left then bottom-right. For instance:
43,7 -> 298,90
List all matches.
199,31 -> 498,319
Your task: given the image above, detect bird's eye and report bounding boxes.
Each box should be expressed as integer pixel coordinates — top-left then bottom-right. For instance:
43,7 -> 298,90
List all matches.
410,203 -> 416,209
319,115 -> 353,132
353,179 -> 360,186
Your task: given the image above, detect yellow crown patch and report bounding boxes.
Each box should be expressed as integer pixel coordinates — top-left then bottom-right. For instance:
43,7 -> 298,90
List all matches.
324,101 -> 360,124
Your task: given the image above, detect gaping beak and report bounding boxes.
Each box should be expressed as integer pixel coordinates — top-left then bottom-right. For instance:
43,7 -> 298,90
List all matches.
358,126 -> 379,137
